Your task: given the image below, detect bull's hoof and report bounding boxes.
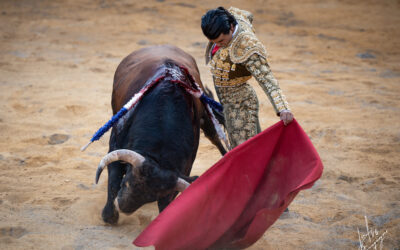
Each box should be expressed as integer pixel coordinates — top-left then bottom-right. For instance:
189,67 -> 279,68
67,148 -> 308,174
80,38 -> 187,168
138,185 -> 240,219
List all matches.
102,204 -> 119,225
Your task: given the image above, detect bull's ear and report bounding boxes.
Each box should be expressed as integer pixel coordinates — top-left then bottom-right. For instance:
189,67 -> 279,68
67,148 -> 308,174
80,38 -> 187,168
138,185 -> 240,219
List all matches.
139,159 -> 155,178
141,159 -> 177,191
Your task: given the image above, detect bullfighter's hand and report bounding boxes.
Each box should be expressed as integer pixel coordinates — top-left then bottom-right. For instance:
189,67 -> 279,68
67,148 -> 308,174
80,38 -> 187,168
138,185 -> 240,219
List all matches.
280,110 -> 294,126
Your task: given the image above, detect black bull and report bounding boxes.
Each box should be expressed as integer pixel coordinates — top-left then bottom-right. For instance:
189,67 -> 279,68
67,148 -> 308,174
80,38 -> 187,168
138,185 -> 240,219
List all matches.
95,45 -> 227,224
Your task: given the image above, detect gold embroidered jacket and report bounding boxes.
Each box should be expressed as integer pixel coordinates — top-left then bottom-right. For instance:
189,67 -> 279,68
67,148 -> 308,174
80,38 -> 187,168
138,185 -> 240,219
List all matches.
205,7 -> 290,115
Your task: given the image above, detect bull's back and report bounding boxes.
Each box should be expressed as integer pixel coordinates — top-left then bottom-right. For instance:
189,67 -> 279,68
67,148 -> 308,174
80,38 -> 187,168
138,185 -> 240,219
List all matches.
111,45 -> 203,113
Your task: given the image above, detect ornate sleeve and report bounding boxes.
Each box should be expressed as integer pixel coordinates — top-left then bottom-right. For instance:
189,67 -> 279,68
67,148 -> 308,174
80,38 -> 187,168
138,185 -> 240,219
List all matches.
244,54 -> 290,115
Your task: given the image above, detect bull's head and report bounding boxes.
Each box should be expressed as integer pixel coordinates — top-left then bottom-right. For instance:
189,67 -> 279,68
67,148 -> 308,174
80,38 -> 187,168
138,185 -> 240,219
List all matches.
95,149 -> 190,214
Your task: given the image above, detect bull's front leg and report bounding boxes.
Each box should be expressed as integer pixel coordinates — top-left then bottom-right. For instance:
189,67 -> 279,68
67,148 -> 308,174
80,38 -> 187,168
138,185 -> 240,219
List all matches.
157,192 -> 178,212
102,161 -> 125,224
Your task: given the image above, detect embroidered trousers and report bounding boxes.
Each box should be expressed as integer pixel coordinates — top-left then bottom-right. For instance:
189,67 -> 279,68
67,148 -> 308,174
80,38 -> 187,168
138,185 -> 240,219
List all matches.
215,83 -> 261,149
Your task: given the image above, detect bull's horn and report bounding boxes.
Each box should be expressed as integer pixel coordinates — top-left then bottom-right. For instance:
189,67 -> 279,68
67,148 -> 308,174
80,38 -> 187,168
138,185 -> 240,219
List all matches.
95,149 -> 145,184
176,178 -> 190,192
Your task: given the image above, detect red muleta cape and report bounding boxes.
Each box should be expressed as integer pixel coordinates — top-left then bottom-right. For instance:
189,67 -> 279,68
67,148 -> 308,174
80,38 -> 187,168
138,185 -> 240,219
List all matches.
134,120 -> 323,249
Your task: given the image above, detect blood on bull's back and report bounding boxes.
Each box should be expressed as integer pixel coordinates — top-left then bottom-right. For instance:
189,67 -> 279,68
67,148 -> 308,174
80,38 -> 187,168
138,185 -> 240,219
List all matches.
111,45 -> 204,114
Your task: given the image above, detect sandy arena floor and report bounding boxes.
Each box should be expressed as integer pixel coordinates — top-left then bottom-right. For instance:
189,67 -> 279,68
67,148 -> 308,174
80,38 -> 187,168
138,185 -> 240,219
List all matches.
0,0 -> 399,249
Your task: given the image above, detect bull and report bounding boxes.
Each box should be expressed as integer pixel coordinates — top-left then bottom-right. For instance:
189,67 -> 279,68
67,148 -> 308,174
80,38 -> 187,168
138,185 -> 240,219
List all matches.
95,45 -> 227,224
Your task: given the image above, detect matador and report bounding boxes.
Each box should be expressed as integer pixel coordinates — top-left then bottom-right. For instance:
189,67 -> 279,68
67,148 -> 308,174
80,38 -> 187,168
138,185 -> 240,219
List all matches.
201,7 -> 294,148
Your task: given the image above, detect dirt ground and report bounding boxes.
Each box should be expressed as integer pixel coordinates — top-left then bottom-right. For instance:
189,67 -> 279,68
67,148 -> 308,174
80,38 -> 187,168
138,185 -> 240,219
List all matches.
0,0 -> 399,249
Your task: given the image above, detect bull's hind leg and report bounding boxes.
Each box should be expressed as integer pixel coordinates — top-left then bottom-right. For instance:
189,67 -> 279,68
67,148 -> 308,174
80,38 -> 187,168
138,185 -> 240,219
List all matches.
102,161 -> 125,224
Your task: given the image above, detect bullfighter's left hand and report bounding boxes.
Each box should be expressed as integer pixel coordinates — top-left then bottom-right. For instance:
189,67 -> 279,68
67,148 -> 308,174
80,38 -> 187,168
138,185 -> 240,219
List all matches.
280,110 -> 294,126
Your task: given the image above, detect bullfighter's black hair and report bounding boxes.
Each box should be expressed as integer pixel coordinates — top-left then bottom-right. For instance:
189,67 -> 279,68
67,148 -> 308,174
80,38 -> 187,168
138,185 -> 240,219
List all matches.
201,6 -> 237,40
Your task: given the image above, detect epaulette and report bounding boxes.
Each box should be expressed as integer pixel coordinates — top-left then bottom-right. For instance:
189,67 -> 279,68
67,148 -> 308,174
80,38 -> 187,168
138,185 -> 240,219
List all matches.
228,7 -> 267,64
228,7 -> 254,24
229,30 -> 267,64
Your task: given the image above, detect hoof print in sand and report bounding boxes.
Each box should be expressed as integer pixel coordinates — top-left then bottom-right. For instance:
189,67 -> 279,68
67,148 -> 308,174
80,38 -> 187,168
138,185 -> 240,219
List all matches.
48,134 -> 70,145
0,227 -> 28,239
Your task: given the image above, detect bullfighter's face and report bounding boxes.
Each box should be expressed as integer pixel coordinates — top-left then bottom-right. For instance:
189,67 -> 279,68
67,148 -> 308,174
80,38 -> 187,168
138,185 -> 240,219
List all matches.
210,24 -> 235,48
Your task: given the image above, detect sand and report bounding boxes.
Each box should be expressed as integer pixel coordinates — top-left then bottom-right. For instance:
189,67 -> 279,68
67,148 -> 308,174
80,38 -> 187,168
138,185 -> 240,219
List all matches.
0,0 -> 399,249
